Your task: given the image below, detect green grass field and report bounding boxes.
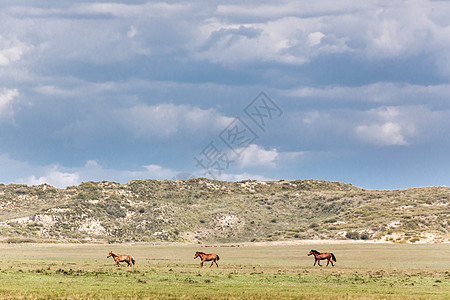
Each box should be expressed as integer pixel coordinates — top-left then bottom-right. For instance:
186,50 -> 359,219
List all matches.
0,242 -> 448,299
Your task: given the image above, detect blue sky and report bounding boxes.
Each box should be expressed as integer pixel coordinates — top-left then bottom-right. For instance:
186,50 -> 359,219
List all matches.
1,0 -> 450,189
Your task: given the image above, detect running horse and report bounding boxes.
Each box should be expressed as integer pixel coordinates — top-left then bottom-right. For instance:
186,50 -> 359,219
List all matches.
194,251 -> 220,268
107,251 -> 135,267
307,249 -> 336,266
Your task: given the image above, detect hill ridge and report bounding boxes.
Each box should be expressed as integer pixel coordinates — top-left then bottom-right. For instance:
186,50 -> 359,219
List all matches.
0,179 -> 448,244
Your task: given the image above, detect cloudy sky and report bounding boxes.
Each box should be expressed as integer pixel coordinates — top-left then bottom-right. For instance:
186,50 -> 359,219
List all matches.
1,0 -> 450,190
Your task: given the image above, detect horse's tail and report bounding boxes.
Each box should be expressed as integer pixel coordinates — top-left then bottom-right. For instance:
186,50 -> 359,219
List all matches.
216,255 -> 220,261
131,256 -> 135,265
331,253 -> 336,262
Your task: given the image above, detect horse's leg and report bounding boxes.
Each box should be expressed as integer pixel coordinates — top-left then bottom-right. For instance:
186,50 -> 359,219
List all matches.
210,260 -> 214,268
200,260 -> 204,267
215,260 -> 219,268
313,258 -> 317,266
317,258 -> 322,267
326,258 -> 330,266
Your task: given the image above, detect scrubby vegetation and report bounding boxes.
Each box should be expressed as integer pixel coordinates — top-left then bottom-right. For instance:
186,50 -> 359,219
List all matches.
0,179 -> 449,243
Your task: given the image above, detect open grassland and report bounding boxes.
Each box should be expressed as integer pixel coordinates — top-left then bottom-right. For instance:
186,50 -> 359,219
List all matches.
0,242 -> 448,299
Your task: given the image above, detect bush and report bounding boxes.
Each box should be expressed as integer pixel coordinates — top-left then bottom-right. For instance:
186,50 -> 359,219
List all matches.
345,231 -> 360,240
324,218 -> 337,223
105,206 -> 126,218
5,237 -> 36,243
409,237 -> 420,243
360,232 -> 370,240
14,187 -> 29,194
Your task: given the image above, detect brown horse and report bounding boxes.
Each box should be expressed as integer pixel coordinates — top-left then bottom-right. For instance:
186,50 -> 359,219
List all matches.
307,249 -> 336,266
107,251 -> 135,267
194,251 -> 220,268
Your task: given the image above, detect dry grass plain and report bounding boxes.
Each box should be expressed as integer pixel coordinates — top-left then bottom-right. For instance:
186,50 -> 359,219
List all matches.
0,242 -> 448,299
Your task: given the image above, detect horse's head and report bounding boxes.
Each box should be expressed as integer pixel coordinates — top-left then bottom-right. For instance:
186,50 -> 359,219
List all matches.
107,251 -> 113,258
308,250 -> 317,256
194,251 -> 206,259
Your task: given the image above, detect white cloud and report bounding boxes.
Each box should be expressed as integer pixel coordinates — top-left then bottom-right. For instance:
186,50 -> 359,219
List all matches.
24,166 -> 80,188
194,17 -> 350,66
308,32 -> 325,46
0,36 -> 29,66
127,25 -> 137,38
355,106 -> 417,146
0,46 -> 23,66
356,122 -> 408,146
196,1 -> 442,66
235,144 -> 279,168
0,154 -> 80,188
195,1 -> 450,76
362,1 -> 436,60
0,88 -> 19,117
142,164 -> 177,179
288,104 -> 431,148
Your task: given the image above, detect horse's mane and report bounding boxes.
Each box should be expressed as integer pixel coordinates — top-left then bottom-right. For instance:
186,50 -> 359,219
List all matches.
196,251 -> 206,255
310,249 -> 320,255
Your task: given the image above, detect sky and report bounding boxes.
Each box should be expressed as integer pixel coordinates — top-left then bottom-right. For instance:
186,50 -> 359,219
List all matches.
1,0 -> 450,190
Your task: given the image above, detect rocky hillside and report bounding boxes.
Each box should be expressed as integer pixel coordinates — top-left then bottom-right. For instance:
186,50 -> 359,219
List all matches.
0,179 -> 449,244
